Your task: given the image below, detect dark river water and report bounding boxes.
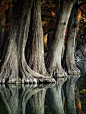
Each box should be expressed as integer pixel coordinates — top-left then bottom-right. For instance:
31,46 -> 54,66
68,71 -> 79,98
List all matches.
0,75 -> 86,114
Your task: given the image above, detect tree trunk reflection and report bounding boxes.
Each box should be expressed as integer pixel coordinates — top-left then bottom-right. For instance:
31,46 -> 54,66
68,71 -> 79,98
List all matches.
63,75 -> 80,114
0,85 -> 19,114
26,88 -> 47,114
0,84 -> 52,114
45,78 -> 67,114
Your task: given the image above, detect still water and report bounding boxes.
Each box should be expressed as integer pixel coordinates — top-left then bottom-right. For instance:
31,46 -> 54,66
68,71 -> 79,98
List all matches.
0,75 -> 86,114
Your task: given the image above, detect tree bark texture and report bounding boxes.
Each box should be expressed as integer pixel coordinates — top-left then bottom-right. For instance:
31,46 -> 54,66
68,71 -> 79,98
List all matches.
27,0 -> 48,76
65,5 -> 80,75
45,0 -> 76,78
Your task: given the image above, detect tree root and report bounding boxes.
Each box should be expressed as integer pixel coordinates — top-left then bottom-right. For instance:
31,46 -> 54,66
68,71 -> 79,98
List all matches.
49,67 -> 68,78
0,61 -> 56,84
20,62 -> 56,84
57,68 -> 68,78
67,64 -> 80,75
0,68 -> 18,84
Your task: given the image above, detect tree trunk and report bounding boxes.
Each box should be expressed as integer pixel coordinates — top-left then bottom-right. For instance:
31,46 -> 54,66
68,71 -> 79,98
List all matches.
45,0 -> 76,78
18,0 -> 55,83
27,0 -> 48,76
0,13 -> 19,83
65,5 -> 80,75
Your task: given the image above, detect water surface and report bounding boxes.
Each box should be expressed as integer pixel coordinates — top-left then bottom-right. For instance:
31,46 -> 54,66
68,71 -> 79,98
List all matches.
0,75 -> 86,114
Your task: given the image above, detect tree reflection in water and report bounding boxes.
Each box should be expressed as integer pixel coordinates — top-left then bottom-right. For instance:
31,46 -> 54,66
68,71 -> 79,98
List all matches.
26,87 -> 47,114
63,75 -> 80,114
45,78 -> 67,114
0,85 -> 19,114
0,75 -> 83,114
0,84 -> 55,114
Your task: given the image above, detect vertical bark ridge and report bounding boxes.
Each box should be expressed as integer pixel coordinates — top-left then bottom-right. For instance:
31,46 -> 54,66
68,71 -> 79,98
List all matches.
27,0 -> 48,76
